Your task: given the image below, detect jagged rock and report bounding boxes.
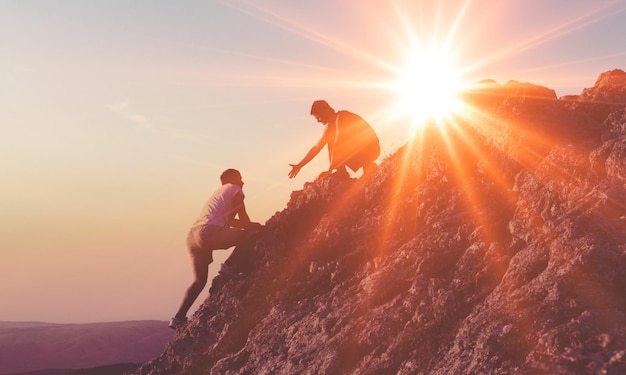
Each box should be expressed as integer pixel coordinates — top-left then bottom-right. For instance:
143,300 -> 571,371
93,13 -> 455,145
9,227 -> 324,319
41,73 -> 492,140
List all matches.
580,69 -> 626,105
132,70 -> 626,375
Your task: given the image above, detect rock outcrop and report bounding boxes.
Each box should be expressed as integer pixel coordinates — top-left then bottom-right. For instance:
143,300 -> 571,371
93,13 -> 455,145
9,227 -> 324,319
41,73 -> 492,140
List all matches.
133,70 -> 626,375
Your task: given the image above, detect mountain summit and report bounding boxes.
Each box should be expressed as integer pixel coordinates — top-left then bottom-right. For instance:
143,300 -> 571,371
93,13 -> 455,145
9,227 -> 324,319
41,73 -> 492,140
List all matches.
134,70 -> 626,375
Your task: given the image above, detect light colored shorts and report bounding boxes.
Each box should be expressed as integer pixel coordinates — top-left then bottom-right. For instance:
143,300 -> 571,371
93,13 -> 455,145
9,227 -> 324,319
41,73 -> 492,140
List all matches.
186,224 -> 246,263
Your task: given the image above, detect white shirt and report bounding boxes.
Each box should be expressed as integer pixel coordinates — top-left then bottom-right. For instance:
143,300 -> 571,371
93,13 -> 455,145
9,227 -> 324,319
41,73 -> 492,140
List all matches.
192,183 -> 244,228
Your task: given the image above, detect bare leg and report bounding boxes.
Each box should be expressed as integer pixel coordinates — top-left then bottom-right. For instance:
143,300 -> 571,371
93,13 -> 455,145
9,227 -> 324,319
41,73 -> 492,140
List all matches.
175,249 -> 211,319
174,225 -> 257,319
204,226 -> 248,250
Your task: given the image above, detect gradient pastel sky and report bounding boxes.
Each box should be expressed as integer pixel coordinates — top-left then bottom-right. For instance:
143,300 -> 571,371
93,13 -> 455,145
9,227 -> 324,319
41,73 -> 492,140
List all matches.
2,0 -> 625,324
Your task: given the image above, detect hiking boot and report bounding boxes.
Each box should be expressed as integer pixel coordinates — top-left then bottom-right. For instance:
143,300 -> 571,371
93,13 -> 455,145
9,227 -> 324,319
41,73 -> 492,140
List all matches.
219,263 -> 243,280
168,316 -> 187,330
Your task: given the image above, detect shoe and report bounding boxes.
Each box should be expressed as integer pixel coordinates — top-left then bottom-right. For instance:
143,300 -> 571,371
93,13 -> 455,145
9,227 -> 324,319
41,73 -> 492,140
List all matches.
168,316 -> 187,330
219,263 -> 243,280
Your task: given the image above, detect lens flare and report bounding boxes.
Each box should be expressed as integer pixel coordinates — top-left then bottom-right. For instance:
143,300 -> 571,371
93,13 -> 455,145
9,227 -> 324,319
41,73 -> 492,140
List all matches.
392,48 -> 466,128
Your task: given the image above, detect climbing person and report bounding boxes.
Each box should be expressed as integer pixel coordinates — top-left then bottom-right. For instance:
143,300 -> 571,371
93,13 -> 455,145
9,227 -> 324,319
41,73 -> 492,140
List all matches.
288,100 -> 380,180
169,168 -> 263,329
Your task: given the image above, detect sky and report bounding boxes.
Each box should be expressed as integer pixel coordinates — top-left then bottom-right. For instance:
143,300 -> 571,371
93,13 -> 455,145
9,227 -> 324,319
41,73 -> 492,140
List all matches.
1,0 -> 626,324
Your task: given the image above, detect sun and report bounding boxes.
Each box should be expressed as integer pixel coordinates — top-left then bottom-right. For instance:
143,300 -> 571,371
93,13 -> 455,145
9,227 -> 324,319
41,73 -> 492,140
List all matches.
391,47 -> 466,125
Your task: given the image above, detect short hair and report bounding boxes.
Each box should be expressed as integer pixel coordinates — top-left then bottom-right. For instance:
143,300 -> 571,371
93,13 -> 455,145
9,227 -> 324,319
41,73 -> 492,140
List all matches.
310,100 -> 334,116
220,168 -> 241,185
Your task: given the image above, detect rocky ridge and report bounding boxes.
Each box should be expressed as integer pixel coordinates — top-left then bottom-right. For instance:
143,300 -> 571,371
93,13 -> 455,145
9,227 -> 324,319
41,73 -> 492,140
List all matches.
134,69 -> 626,374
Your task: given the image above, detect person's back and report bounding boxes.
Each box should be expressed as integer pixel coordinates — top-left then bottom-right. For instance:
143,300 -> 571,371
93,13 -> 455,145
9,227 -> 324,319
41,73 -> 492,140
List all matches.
334,110 -> 380,173
192,183 -> 243,228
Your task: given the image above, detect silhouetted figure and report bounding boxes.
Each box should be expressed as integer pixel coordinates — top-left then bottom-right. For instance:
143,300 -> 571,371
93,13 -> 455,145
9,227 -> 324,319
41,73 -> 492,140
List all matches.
289,100 -> 380,179
169,169 -> 262,330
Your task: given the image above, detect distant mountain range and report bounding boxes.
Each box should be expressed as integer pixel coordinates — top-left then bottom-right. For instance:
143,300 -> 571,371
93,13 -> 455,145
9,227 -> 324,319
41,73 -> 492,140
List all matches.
0,321 -> 172,375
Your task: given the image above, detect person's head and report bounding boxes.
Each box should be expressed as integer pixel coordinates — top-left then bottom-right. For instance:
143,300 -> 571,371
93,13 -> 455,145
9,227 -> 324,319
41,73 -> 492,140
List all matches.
220,168 -> 243,187
310,100 -> 336,125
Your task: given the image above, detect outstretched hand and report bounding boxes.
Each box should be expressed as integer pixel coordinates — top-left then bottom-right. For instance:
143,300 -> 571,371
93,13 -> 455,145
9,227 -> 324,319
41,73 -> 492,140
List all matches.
288,163 -> 301,179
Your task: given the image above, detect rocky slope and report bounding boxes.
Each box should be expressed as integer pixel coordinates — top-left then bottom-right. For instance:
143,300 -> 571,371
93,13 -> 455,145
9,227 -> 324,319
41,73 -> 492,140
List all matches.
133,69 -> 626,375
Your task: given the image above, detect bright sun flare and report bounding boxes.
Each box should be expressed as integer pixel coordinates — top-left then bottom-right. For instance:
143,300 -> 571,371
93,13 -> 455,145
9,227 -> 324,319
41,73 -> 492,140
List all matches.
392,48 -> 466,125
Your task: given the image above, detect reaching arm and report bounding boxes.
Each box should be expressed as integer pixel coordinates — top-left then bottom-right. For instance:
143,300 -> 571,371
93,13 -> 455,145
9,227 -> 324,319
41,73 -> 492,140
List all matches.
288,130 -> 329,179
229,192 -> 262,229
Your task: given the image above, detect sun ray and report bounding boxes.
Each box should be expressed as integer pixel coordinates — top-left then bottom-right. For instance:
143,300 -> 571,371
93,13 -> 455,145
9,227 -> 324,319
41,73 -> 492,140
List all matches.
198,0 -> 626,115
441,0 -> 472,51
505,50 -> 626,81
211,0 -> 624,261
461,2 -> 626,77
224,0 -> 393,72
